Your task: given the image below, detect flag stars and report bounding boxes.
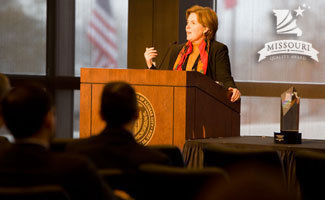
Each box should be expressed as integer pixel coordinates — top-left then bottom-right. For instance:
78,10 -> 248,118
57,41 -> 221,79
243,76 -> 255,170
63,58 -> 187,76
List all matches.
295,6 -> 304,16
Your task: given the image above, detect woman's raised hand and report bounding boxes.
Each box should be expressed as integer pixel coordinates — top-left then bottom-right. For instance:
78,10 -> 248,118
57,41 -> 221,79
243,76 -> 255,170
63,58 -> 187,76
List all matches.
144,47 -> 158,68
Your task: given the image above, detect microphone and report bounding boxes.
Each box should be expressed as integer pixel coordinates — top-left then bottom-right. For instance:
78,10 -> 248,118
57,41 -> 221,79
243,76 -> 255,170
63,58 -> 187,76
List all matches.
158,41 -> 177,69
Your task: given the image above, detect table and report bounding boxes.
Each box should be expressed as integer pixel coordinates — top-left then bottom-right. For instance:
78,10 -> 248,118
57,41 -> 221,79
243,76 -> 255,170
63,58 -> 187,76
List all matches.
183,136 -> 325,193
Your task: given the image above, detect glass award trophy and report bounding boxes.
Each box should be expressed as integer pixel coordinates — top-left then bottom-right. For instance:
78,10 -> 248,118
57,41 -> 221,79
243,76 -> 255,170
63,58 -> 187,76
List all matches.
274,87 -> 302,144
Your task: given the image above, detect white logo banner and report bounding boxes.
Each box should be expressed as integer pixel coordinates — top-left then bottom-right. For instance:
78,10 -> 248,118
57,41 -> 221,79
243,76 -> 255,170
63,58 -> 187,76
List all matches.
258,40 -> 319,62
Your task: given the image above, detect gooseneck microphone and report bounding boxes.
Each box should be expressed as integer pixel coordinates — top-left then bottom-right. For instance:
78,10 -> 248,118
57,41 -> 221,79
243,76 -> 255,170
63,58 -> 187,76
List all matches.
158,41 -> 178,69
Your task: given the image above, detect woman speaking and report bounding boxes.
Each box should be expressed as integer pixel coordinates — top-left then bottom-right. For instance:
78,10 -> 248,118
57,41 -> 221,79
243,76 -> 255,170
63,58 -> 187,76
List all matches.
144,5 -> 241,102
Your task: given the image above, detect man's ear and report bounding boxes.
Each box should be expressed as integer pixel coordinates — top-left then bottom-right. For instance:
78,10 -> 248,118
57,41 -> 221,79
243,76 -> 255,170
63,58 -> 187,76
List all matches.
44,109 -> 55,131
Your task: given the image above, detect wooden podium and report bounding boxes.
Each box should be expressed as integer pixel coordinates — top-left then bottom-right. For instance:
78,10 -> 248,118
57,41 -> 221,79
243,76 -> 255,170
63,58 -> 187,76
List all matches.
80,68 -> 240,149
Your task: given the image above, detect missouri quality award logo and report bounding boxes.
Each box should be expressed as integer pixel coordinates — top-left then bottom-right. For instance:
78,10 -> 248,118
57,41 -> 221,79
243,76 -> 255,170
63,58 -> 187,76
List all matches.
258,4 -> 319,62
134,93 -> 156,145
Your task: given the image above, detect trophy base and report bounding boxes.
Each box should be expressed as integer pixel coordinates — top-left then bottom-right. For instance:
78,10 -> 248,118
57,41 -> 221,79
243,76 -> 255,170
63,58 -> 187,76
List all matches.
274,131 -> 302,144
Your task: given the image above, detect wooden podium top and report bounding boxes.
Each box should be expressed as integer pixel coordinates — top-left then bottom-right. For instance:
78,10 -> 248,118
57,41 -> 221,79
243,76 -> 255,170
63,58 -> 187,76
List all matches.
81,68 -> 240,113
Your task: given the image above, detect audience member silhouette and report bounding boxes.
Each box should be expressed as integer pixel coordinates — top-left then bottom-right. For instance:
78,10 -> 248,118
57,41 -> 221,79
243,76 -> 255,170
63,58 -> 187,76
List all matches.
0,73 -> 11,146
0,84 -> 119,200
67,81 -> 170,170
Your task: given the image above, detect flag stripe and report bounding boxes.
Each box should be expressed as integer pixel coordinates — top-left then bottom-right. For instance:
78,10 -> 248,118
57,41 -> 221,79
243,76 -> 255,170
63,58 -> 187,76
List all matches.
87,33 -> 117,66
93,4 -> 117,33
89,22 -> 118,49
224,0 -> 237,9
94,51 -> 104,67
93,49 -> 117,68
87,0 -> 118,68
87,29 -> 118,58
89,11 -> 117,39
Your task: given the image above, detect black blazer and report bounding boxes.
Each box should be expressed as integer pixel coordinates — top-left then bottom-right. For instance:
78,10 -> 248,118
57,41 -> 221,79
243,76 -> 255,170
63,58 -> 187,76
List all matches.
167,40 -> 236,89
66,128 -> 171,170
0,143 -> 116,200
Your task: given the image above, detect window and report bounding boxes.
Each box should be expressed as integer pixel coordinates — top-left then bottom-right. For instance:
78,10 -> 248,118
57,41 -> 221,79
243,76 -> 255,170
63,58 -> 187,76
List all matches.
75,0 -> 128,76
0,0 -> 46,75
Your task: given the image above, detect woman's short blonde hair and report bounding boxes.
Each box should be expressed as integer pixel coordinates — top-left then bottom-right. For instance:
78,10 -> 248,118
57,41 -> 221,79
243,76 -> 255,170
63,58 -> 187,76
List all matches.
186,5 -> 218,41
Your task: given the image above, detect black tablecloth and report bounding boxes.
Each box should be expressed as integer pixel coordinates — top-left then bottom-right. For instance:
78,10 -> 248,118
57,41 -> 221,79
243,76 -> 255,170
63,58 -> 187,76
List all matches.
183,136 -> 325,192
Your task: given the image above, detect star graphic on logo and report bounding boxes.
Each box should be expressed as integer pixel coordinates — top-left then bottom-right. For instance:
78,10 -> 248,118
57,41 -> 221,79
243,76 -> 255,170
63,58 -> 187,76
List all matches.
295,6 -> 304,16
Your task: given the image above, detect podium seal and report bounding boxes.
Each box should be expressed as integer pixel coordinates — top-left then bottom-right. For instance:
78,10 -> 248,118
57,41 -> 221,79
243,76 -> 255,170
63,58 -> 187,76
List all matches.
134,93 -> 156,145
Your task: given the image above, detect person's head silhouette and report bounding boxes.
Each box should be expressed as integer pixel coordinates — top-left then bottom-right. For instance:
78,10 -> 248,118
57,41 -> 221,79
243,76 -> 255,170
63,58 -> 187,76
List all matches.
2,83 -> 54,140
100,81 -> 138,129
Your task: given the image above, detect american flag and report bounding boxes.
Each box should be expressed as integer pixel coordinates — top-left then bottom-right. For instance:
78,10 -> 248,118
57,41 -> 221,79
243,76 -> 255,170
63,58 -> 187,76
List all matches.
87,0 -> 118,68
224,0 -> 237,9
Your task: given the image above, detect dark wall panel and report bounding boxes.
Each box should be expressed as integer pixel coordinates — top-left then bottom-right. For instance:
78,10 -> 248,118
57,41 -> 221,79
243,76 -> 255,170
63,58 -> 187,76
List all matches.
128,0 -> 153,69
128,0 -> 178,69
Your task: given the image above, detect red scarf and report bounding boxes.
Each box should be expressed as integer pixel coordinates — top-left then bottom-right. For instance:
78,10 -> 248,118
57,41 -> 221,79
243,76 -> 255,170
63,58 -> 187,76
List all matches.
173,40 -> 210,74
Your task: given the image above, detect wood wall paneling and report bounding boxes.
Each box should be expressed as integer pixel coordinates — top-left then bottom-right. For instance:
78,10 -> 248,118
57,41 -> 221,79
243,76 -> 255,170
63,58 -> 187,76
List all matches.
128,0 -> 153,69
128,0 -> 178,69
236,82 -> 325,99
153,0 -> 179,69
